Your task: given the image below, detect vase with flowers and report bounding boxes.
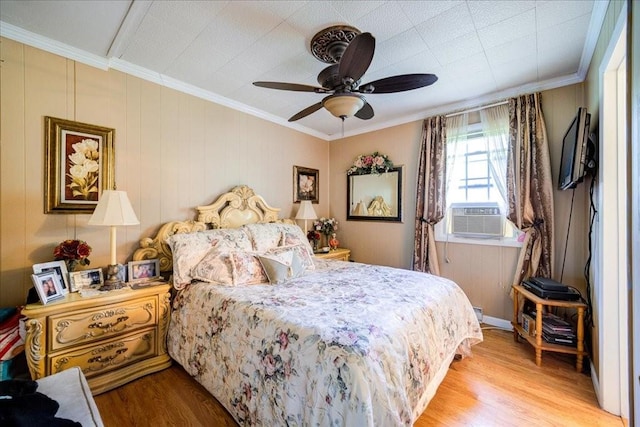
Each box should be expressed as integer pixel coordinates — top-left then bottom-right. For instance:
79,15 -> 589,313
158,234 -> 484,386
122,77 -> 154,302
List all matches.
313,217 -> 338,248
54,239 -> 92,272
307,230 -> 321,251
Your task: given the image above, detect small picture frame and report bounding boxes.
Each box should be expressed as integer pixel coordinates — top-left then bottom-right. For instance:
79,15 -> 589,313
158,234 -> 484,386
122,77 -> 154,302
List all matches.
128,259 -> 160,283
293,165 -> 319,203
32,271 -> 64,304
69,268 -> 104,292
33,261 -> 70,295
116,263 -> 127,283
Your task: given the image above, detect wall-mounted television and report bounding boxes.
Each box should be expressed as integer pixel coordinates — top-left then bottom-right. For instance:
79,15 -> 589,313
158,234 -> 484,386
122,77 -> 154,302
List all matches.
558,107 -> 592,191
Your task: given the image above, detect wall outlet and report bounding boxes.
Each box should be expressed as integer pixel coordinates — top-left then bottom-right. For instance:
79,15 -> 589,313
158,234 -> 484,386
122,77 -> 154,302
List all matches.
473,306 -> 483,322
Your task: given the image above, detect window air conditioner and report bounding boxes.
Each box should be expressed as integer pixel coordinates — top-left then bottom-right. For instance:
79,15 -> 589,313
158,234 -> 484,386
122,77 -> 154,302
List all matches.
450,202 -> 503,238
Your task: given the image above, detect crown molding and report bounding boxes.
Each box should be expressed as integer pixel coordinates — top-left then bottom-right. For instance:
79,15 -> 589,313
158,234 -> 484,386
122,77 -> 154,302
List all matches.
330,72 -> 584,141
2,3 -> 606,143
577,0 -> 610,80
0,21 -> 108,70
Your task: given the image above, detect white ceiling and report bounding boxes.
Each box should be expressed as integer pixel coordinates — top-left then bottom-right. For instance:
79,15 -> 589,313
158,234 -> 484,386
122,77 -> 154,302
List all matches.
0,0 -> 606,140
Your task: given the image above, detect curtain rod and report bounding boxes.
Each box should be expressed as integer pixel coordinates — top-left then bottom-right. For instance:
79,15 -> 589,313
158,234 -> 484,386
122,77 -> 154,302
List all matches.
445,100 -> 509,118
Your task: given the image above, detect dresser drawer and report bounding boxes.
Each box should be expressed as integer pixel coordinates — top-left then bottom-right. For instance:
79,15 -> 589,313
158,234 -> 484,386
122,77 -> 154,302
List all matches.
48,296 -> 157,351
50,328 -> 156,378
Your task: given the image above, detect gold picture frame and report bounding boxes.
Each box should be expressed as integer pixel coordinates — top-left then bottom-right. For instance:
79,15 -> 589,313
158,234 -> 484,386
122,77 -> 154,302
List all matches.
45,116 -> 115,214
293,166 -> 319,203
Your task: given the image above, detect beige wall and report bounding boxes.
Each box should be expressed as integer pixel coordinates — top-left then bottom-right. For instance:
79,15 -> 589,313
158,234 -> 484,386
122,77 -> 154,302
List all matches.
330,84 -> 589,321
0,36 -> 594,323
0,37 -> 328,307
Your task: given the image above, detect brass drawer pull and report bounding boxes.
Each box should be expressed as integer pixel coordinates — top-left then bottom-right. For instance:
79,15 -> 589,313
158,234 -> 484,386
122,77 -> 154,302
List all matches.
88,316 -> 129,329
88,348 -> 128,364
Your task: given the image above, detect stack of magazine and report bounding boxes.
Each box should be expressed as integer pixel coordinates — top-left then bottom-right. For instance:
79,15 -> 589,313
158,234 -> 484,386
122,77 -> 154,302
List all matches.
540,312 -> 577,347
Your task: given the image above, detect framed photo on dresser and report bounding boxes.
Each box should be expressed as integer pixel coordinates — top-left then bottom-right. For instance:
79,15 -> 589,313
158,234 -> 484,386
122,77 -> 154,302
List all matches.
69,268 -> 104,292
32,261 -> 70,295
31,271 -> 64,304
128,259 -> 160,283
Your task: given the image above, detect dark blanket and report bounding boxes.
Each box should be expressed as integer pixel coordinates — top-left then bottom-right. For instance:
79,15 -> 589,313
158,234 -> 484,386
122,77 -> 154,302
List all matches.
0,379 -> 81,427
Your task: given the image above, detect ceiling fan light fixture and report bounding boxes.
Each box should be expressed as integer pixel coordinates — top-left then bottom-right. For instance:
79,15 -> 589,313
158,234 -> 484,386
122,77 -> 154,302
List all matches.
323,94 -> 365,119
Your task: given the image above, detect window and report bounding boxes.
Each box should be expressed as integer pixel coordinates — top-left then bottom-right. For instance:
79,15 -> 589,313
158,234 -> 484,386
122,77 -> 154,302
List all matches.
447,127 -> 504,205
435,107 -> 521,247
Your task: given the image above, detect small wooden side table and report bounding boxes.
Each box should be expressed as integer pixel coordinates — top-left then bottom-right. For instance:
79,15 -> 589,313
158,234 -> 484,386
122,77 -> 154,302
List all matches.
512,284 -> 587,371
314,248 -> 350,261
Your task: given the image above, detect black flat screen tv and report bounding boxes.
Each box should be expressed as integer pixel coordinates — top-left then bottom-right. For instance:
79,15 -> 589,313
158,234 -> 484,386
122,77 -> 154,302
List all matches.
558,107 -> 591,190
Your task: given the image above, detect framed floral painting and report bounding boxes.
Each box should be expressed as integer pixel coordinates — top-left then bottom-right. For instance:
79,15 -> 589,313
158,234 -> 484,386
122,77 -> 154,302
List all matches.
44,116 -> 115,214
293,166 -> 319,203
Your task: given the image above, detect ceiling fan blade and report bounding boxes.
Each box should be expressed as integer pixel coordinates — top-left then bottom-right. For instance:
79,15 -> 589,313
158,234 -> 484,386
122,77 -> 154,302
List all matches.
338,32 -> 375,82
253,81 -> 328,93
359,74 -> 438,94
355,102 -> 374,120
288,102 -> 323,122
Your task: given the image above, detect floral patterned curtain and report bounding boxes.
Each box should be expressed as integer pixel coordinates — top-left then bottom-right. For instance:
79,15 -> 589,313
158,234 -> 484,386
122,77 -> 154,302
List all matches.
507,93 -> 555,285
413,116 -> 446,275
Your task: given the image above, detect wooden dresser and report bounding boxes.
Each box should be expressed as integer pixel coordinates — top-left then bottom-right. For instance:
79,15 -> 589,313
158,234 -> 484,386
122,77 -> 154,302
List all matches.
21,283 -> 172,395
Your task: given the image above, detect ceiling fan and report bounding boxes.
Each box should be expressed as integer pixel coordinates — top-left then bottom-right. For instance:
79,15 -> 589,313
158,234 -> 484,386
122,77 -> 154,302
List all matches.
253,25 -> 438,122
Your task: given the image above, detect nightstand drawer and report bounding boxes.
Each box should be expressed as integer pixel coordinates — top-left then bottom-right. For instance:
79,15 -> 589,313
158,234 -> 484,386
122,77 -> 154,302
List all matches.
48,296 -> 157,351
50,328 -> 156,378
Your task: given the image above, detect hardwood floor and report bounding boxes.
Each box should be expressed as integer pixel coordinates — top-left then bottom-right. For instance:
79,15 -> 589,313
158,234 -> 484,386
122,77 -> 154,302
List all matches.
94,328 -> 622,426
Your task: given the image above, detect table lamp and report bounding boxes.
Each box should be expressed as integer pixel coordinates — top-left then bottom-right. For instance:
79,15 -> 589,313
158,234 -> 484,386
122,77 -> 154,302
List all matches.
295,200 -> 317,234
88,190 -> 140,290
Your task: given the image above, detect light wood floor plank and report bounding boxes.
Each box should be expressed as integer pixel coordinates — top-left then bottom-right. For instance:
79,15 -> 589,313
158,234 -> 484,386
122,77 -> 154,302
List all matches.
94,328 -> 622,426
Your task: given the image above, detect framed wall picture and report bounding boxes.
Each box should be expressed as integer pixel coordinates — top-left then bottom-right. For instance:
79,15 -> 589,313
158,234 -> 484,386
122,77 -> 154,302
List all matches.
128,259 -> 160,283
31,271 -> 64,304
293,166 -> 319,203
69,268 -> 104,292
44,116 -> 115,214
32,261 -> 70,295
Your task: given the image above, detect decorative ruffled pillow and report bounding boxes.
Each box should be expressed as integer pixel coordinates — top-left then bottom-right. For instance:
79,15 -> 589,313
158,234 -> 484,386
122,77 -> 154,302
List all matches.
278,223 -> 315,260
242,223 -> 283,252
166,228 -> 253,289
191,249 -> 267,286
258,249 -> 305,284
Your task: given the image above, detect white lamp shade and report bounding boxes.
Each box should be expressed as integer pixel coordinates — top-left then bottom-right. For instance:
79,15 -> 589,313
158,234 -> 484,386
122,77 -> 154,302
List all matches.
295,200 -> 317,220
88,190 -> 140,226
323,94 -> 365,118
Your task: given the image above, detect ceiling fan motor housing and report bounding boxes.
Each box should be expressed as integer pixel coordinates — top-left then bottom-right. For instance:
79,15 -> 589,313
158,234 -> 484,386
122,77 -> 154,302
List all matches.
310,25 -> 361,64
317,64 -> 360,90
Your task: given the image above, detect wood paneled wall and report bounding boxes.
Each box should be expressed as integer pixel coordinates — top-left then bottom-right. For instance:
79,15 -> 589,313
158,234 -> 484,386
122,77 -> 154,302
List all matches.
0,38 -> 327,307
0,36 -> 591,323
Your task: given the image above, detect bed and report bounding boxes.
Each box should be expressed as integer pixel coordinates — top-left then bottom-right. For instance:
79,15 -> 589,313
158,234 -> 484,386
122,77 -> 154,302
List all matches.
133,185 -> 482,426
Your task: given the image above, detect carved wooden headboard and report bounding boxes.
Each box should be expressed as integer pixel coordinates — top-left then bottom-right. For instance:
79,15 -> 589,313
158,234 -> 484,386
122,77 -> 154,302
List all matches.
132,185 -> 290,274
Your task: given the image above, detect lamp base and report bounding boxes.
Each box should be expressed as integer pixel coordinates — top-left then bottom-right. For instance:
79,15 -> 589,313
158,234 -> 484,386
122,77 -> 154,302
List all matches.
99,264 -> 126,291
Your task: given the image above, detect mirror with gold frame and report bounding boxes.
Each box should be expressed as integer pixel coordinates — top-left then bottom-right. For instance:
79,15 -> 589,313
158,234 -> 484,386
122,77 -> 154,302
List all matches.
347,167 -> 402,222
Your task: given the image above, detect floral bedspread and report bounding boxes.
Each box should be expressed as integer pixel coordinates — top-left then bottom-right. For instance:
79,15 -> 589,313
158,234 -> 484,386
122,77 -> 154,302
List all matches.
167,260 -> 483,426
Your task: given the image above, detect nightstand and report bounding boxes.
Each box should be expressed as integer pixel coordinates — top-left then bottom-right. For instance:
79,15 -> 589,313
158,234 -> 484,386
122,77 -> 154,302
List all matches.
511,284 -> 587,371
21,282 -> 171,395
314,248 -> 350,261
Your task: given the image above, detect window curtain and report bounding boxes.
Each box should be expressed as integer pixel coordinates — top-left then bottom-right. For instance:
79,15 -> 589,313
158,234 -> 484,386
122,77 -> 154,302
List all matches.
444,113 -> 469,202
507,93 -> 555,285
413,116 -> 446,275
479,104 -> 510,213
